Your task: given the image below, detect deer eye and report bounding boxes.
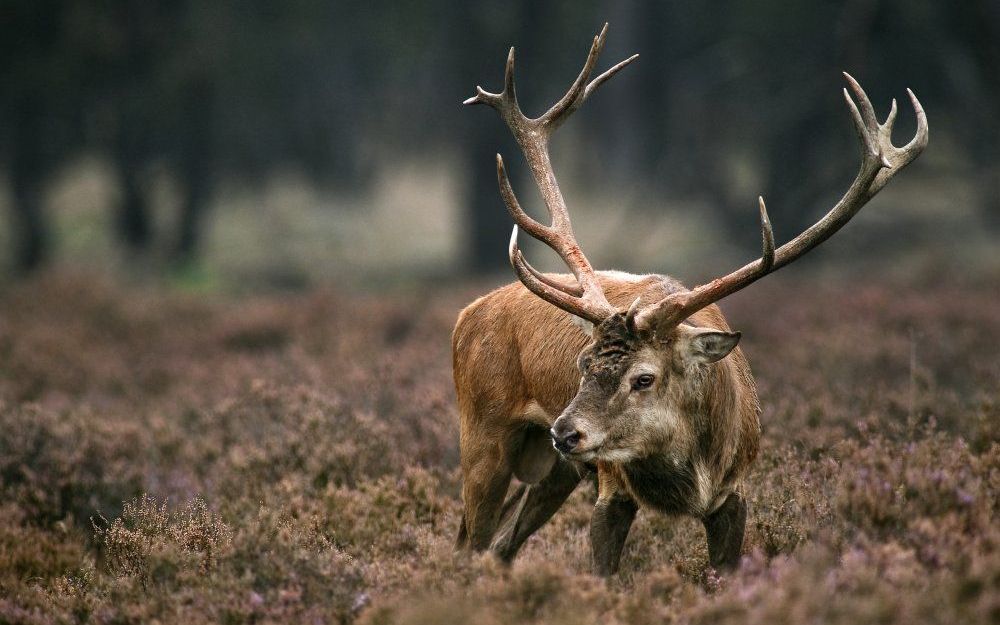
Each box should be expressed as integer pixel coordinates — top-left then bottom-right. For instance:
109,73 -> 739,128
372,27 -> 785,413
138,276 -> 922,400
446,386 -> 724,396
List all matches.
632,373 -> 655,391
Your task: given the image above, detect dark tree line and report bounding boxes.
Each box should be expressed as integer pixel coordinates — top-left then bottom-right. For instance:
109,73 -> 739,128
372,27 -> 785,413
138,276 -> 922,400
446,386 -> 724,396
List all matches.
2,0 -> 997,275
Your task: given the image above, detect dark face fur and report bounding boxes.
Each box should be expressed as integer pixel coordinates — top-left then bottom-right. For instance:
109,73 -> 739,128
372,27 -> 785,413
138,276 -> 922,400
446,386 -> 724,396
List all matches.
550,314 -> 740,463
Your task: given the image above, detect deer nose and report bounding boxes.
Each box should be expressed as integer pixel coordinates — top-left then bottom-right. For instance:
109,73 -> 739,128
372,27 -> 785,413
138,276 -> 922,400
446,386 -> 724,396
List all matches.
550,423 -> 581,453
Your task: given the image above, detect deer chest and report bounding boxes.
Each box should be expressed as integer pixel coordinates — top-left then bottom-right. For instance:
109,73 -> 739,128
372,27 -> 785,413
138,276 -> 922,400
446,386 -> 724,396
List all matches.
621,455 -> 699,516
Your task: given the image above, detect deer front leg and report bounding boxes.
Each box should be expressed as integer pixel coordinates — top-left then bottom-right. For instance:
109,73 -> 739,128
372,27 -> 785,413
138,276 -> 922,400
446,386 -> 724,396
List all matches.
590,463 -> 638,576
591,493 -> 638,576
702,491 -> 747,571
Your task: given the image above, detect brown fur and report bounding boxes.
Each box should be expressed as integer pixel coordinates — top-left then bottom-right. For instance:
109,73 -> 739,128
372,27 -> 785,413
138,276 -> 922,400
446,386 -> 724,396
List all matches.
452,272 -> 761,563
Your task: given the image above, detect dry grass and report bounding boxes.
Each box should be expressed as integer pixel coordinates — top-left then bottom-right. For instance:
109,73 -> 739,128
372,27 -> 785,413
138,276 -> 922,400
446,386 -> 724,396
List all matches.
0,270 -> 997,624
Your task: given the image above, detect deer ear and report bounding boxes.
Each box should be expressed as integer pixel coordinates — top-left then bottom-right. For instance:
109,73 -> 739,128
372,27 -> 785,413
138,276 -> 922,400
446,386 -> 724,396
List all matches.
685,328 -> 741,363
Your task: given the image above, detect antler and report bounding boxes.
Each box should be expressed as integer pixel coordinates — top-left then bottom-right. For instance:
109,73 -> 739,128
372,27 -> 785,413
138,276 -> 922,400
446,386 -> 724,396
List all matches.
631,73 -> 929,333
464,23 -> 638,324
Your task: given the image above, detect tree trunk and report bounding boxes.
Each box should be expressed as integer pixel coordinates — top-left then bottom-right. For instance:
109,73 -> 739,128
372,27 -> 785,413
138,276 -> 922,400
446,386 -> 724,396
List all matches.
10,177 -> 48,273
171,78 -> 214,265
9,101 -> 51,273
465,123 -> 514,274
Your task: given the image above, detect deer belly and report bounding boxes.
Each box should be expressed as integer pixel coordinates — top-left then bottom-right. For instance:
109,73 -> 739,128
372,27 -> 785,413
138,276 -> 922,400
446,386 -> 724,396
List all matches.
512,425 -> 558,484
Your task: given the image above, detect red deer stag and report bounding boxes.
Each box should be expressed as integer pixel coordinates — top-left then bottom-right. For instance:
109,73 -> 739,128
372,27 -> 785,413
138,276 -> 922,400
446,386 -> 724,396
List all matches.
453,23 -> 927,574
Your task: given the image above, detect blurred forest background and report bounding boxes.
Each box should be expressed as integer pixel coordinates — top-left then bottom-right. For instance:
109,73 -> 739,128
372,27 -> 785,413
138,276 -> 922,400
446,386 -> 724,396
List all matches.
2,4 -> 999,623
1,0 -> 998,290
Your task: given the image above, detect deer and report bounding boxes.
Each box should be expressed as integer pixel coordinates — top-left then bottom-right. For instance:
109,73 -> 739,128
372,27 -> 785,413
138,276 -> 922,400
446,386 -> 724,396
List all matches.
453,23 -> 927,575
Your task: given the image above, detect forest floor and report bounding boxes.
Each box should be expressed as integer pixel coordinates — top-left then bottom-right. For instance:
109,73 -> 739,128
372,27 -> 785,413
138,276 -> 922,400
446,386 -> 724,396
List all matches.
0,271 -> 997,624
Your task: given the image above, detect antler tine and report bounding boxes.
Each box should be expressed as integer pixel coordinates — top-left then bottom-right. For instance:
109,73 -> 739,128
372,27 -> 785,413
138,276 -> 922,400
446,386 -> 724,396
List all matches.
538,23 -> 606,130
509,227 -> 585,298
843,73 -> 879,134
633,74 -> 928,333
498,147 -> 614,319
463,47 -> 526,126
758,196 -> 775,272
903,89 -> 929,152
883,98 -> 898,134
871,87 -> 927,196
498,156 -> 583,297
503,46 -> 517,99
466,24 -> 637,324
496,154 -> 552,244
584,53 -> 640,103
541,23 -> 640,131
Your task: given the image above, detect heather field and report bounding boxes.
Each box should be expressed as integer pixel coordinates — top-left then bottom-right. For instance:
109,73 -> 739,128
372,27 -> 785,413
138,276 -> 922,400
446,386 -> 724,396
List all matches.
0,271 -> 997,625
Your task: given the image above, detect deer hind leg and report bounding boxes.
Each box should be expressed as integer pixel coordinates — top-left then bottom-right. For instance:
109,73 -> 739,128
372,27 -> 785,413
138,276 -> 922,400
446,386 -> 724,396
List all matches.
702,491 -> 747,571
457,427 -> 514,552
491,454 -> 583,563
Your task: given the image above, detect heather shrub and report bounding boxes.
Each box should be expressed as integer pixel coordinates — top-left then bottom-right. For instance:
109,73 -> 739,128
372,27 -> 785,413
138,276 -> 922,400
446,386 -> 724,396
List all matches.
95,495 -> 232,582
218,502 -> 369,623
0,402 -> 146,525
0,505 -> 89,583
205,382 -> 400,493
744,445 -> 836,557
320,467 -> 458,555
0,272 -> 997,624
83,495 -> 368,623
836,427 -> 993,539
